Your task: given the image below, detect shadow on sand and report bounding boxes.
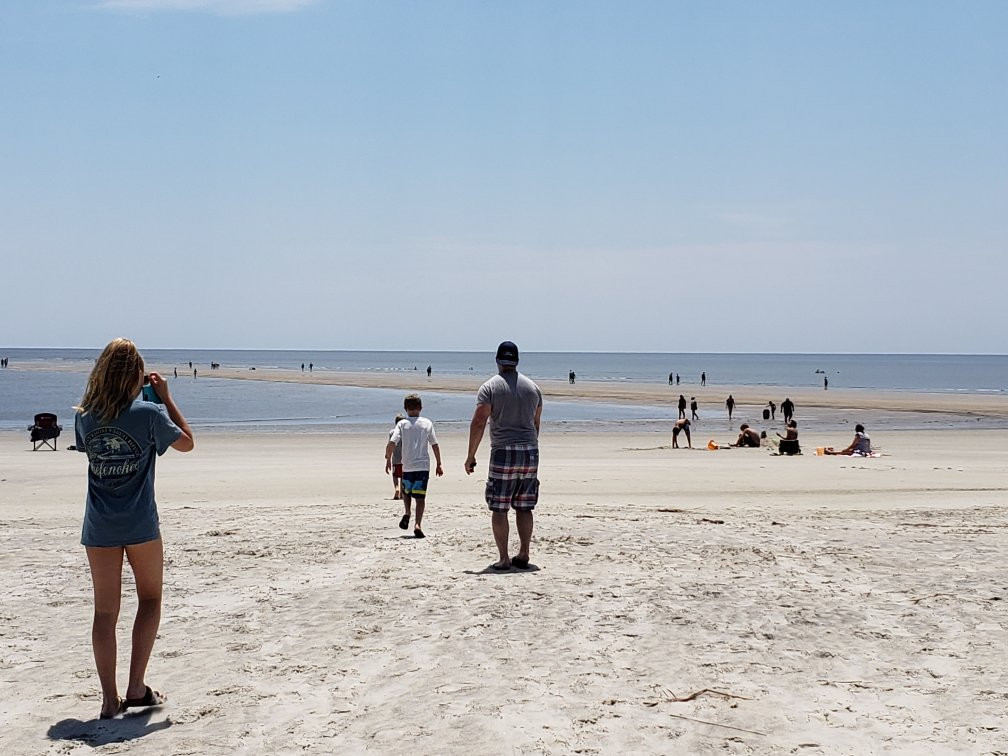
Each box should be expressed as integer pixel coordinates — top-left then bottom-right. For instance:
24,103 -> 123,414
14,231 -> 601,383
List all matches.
464,562 -> 542,575
47,709 -> 171,747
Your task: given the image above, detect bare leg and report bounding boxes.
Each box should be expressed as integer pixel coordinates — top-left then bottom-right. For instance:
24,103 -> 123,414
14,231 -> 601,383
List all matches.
402,492 -> 412,518
515,510 -> 533,560
491,511 -> 510,568
85,546 -> 125,718
393,475 -> 401,499
124,538 -> 163,701
414,495 -> 425,531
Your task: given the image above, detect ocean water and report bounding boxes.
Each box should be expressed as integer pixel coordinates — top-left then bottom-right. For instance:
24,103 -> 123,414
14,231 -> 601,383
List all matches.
1,348 -> 1006,392
1,349 -> 1005,434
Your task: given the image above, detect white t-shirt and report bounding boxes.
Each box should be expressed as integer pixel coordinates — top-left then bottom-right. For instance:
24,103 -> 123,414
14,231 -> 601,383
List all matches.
390,416 -> 438,473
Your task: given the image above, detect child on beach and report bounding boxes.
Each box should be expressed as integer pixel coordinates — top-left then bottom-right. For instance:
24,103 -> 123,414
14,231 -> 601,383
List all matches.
385,394 -> 443,538
74,338 -> 195,719
388,414 -> 404,499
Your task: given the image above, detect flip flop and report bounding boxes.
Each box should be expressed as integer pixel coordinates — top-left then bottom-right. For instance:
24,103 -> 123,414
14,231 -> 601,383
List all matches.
413,528 -> 425,538
511,556 -> 530,569
398,515 -> 409,530
124,686 -> 166,709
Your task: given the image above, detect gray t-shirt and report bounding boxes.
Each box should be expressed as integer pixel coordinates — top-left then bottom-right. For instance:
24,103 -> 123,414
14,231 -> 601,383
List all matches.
75,399 -> 182,547
477,371 -> 542,449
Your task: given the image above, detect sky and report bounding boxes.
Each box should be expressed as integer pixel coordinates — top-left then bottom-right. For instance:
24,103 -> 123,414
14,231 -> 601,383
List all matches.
1,0 -> 1006,353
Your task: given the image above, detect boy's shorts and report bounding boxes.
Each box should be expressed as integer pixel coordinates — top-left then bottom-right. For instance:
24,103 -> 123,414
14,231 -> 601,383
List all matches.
401,470 -> 429,496
485,444 -> 539,512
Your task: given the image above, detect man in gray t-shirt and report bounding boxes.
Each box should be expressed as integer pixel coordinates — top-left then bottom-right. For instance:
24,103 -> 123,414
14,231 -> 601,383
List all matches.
465,341 -> 542,571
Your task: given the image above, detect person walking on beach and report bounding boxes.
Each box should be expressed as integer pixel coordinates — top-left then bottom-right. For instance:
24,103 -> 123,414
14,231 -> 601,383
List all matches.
668,371 -> 674,386
427,365 -> 432,378
768,400 -> 776,420
701,371 -> 706,386
690,397 -> 698,421
782,397 -> 795,423
569,370 -> 576,384
74,338 -> 195,720
726,394 -> 735,421
672,417 -> 691,448
824,375 -> 828,390
386,395 -> 442,538
676,373 -> 680,385
677,394 -> 687,420
465,341 -> 542,571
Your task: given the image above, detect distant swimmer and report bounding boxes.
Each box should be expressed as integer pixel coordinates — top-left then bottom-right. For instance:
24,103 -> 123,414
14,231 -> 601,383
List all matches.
672,418 -> 692,448
726,394 -> 735,421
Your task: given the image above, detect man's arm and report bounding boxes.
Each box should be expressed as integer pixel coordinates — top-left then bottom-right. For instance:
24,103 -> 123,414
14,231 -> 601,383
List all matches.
431,443 -> 443,476
465,404 -> 492,474
534,403 -> 542,436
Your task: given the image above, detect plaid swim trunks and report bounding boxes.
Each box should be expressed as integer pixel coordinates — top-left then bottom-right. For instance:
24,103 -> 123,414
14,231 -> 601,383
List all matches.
485,443 -> 539,512
401,470 -> 430,496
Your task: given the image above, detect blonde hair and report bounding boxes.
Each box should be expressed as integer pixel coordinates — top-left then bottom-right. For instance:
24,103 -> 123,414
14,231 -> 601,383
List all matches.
77,338 -> 145,423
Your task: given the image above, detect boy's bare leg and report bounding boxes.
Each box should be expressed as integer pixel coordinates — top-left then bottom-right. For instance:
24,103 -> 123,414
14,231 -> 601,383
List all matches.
393,475 -> 401,499
414,496 -> 425,530
399,492 -> 412,529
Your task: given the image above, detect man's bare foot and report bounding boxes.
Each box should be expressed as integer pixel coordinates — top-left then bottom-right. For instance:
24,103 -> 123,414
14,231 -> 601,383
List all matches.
512,555 -> 530,569
491,559 -> 511,570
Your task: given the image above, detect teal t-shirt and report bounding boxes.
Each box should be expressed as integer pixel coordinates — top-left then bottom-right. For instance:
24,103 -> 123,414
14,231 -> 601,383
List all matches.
75,399 -> 182,547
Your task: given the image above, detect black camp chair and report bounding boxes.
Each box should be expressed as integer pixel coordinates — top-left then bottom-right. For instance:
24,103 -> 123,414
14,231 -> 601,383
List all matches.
28,413 -> 62,451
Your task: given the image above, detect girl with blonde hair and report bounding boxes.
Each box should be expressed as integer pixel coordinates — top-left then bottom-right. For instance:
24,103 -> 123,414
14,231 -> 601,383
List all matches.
75,338 -> 194,719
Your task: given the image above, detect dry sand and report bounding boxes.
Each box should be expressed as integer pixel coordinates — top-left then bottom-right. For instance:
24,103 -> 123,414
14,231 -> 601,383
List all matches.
1,422 -> 1006,754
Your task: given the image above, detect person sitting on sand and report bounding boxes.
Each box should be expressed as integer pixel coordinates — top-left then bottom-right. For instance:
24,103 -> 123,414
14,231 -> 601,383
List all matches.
732,423 -> 761,448
672,417 -> 691,448
75,338 -> 195,719
776,420 -> 800,455
825,424 -> 872,456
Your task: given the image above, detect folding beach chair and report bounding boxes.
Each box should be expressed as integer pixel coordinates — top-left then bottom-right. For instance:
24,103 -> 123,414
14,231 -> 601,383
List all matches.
28,413 -> 62,451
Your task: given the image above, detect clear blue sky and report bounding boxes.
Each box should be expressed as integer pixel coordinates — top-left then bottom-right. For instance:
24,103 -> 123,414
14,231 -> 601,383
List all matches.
2,0 -> 1005,352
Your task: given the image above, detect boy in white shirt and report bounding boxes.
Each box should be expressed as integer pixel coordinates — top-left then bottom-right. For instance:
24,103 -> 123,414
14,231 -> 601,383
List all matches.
385,394 -> 443,538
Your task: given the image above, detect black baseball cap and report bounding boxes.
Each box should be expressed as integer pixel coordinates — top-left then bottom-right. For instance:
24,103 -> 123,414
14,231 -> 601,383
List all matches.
495,341 -> 519,366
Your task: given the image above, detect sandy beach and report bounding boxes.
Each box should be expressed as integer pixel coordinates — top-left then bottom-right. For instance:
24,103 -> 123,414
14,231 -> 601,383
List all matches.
1,418 -> 1006,754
